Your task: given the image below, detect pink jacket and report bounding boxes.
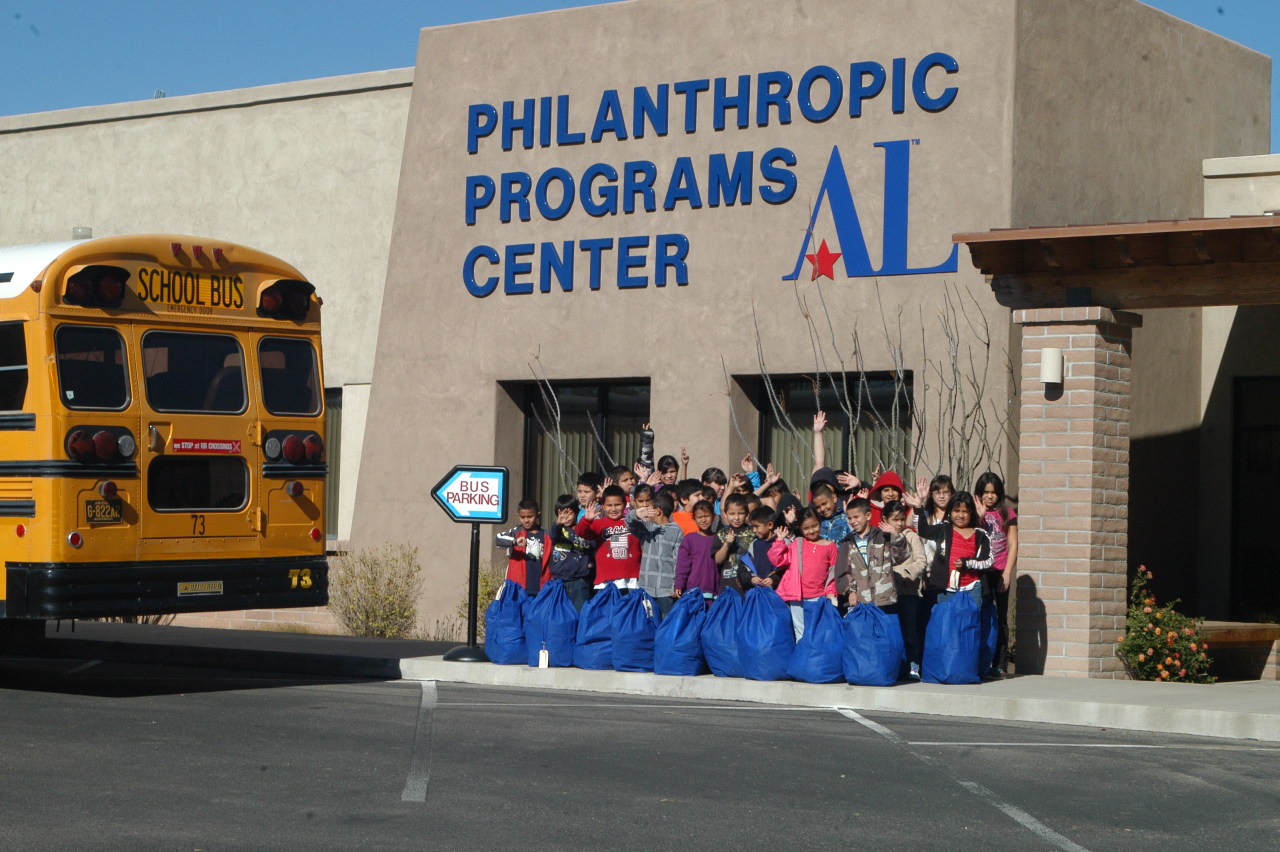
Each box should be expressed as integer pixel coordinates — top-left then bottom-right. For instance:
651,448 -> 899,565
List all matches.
767,537 -> 838,602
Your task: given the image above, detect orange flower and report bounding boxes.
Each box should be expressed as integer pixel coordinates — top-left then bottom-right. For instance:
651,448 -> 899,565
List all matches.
1155,628 -> 1162,635
1138,654 -> 1146,662
1146,648 -> 1154,655
1203,643 -> 1209,650
1144,606 -> 1153,614
1179,669 -> 1186,677
1190,643 -> 1197,651
1156,612 -> 1163,619
1146,571 -> 1153,579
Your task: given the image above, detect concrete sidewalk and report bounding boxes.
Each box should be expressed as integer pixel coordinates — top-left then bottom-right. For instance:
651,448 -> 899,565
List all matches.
9,621 -> 1277,743
400,655 -> 1280,743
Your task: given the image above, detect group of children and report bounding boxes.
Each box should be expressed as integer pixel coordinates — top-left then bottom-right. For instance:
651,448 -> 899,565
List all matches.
495,416 -> 1018,681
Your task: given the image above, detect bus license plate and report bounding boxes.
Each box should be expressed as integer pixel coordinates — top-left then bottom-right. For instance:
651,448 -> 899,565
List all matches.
177,581 -> 223,596
85,499 -> 123,525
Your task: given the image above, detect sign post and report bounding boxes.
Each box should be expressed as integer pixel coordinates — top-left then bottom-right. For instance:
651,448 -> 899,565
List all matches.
430,464 -> 509,662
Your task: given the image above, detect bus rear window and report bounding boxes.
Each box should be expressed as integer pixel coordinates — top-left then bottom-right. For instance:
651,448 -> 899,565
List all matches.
143,331 -> 246,414
56,326 -> 129,410
259,337 -> 320,416
148,456 -> 248,511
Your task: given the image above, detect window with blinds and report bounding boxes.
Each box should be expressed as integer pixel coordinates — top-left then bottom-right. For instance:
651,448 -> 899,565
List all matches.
756,373 -> 913,491
522,382 -> 650,515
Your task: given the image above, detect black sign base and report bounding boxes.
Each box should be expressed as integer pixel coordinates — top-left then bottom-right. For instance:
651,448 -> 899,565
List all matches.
443,645 -> 489,662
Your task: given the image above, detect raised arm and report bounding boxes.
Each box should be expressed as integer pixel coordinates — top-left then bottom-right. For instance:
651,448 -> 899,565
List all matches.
811,412 -> 827,474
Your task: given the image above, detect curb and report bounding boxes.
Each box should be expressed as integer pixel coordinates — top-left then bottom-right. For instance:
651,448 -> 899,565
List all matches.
400,657 -> 1280,742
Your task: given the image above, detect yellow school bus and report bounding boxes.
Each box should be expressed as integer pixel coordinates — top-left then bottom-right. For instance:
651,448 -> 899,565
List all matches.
0,235 -> 327,621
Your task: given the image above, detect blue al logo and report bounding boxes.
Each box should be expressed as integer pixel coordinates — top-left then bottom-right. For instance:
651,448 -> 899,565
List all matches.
785,141 -> 958,281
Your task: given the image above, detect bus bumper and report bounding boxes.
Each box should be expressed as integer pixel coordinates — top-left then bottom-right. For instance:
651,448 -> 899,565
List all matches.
3,556 -> 328,620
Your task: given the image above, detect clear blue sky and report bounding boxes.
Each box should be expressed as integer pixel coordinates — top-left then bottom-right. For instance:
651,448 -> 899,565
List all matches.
1,1 -> 1275,151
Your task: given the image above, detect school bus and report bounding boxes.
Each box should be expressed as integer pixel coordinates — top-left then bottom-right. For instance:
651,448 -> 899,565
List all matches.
0,235 -> 327,622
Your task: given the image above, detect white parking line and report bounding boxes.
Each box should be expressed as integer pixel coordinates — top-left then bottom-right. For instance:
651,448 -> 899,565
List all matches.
401,681 -> 438,803
59,660 -> 102,676
839,708 -> 1092,852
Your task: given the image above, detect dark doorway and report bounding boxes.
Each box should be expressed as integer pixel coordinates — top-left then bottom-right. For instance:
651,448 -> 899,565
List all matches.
1232,377 -> 1280,622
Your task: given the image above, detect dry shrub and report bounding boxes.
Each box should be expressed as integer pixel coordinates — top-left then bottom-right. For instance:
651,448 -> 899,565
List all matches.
327,544 -> 424,639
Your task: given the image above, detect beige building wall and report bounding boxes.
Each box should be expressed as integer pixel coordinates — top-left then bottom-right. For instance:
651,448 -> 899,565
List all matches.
0,69 -> 414,547
358,0 -> 1268,631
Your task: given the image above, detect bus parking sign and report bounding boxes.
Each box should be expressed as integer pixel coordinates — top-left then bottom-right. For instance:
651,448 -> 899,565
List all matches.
431,465 -> 508,524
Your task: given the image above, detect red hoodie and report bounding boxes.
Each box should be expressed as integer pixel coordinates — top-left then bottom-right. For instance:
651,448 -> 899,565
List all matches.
869,471 -> 912,527
575,515 -> 642,584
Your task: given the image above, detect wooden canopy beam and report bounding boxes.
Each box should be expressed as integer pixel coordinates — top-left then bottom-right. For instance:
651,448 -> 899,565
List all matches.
955,216 -> 1280,311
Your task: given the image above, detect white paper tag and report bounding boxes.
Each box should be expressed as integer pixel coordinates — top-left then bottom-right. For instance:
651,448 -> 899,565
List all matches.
538,648 -> 549,668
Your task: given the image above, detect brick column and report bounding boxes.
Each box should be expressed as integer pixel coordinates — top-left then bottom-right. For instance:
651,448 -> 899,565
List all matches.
1014,307 -> 1142,678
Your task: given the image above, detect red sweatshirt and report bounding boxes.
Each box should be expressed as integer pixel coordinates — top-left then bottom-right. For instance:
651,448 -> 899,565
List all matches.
575,516 -> 642,583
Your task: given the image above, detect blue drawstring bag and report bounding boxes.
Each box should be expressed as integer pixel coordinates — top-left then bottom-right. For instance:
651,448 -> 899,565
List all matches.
978,598 -> 999,675
786,598 -> 844,684
737,586 -> 795,682
483,580 -> 528,665
922,591 -> 981,684
655,591 -> 709,676
573,583 -> 620,670
612,589 -> 662,672
522,579 -> 578,667
842,604 -> 905,686
700,590 -> 745,678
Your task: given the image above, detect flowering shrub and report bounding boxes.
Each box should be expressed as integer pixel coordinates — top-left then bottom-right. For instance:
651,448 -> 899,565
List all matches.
1116,567 -> 1213,683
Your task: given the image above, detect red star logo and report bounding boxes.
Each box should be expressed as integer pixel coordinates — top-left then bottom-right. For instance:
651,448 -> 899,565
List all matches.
806,239 -> 841,281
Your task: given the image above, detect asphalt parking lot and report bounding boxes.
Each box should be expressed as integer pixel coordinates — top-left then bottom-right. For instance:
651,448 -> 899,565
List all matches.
0,656 -> 1277,851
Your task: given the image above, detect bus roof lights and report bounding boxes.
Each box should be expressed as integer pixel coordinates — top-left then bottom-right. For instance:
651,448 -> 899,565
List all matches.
257,279 -> 315,320
64,265 -> 129,308
171,242 -> 182,257
31,280 -> 41,293
192,245 -> 204,260
213,247 -> 225,263
260,285 -> 283,314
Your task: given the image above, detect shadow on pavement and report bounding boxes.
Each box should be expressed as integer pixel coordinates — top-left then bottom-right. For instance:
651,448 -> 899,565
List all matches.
0,655 -> 391,698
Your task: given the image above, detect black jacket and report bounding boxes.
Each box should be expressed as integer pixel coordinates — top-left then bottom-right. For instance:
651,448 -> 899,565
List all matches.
917,522 -> 993,591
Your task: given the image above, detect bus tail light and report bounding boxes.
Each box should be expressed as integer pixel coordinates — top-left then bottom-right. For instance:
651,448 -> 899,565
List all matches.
285,480 -> 304,498
258,279 -> 315,320
99,481 -> 118,500
303,435 -> 324,463
93,430 -> 118,460
67,531 -> 83,548
16,524 -> 25,538
66,430 -> 96,462
64,265 -> 129,308
310,527 -> 322,542
264,436 -> 282,460
281,434 -> 305,464
117,432 -> 137,459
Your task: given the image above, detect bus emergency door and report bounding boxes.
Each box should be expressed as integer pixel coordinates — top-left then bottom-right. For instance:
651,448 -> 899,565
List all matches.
136,325 -> 260,557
